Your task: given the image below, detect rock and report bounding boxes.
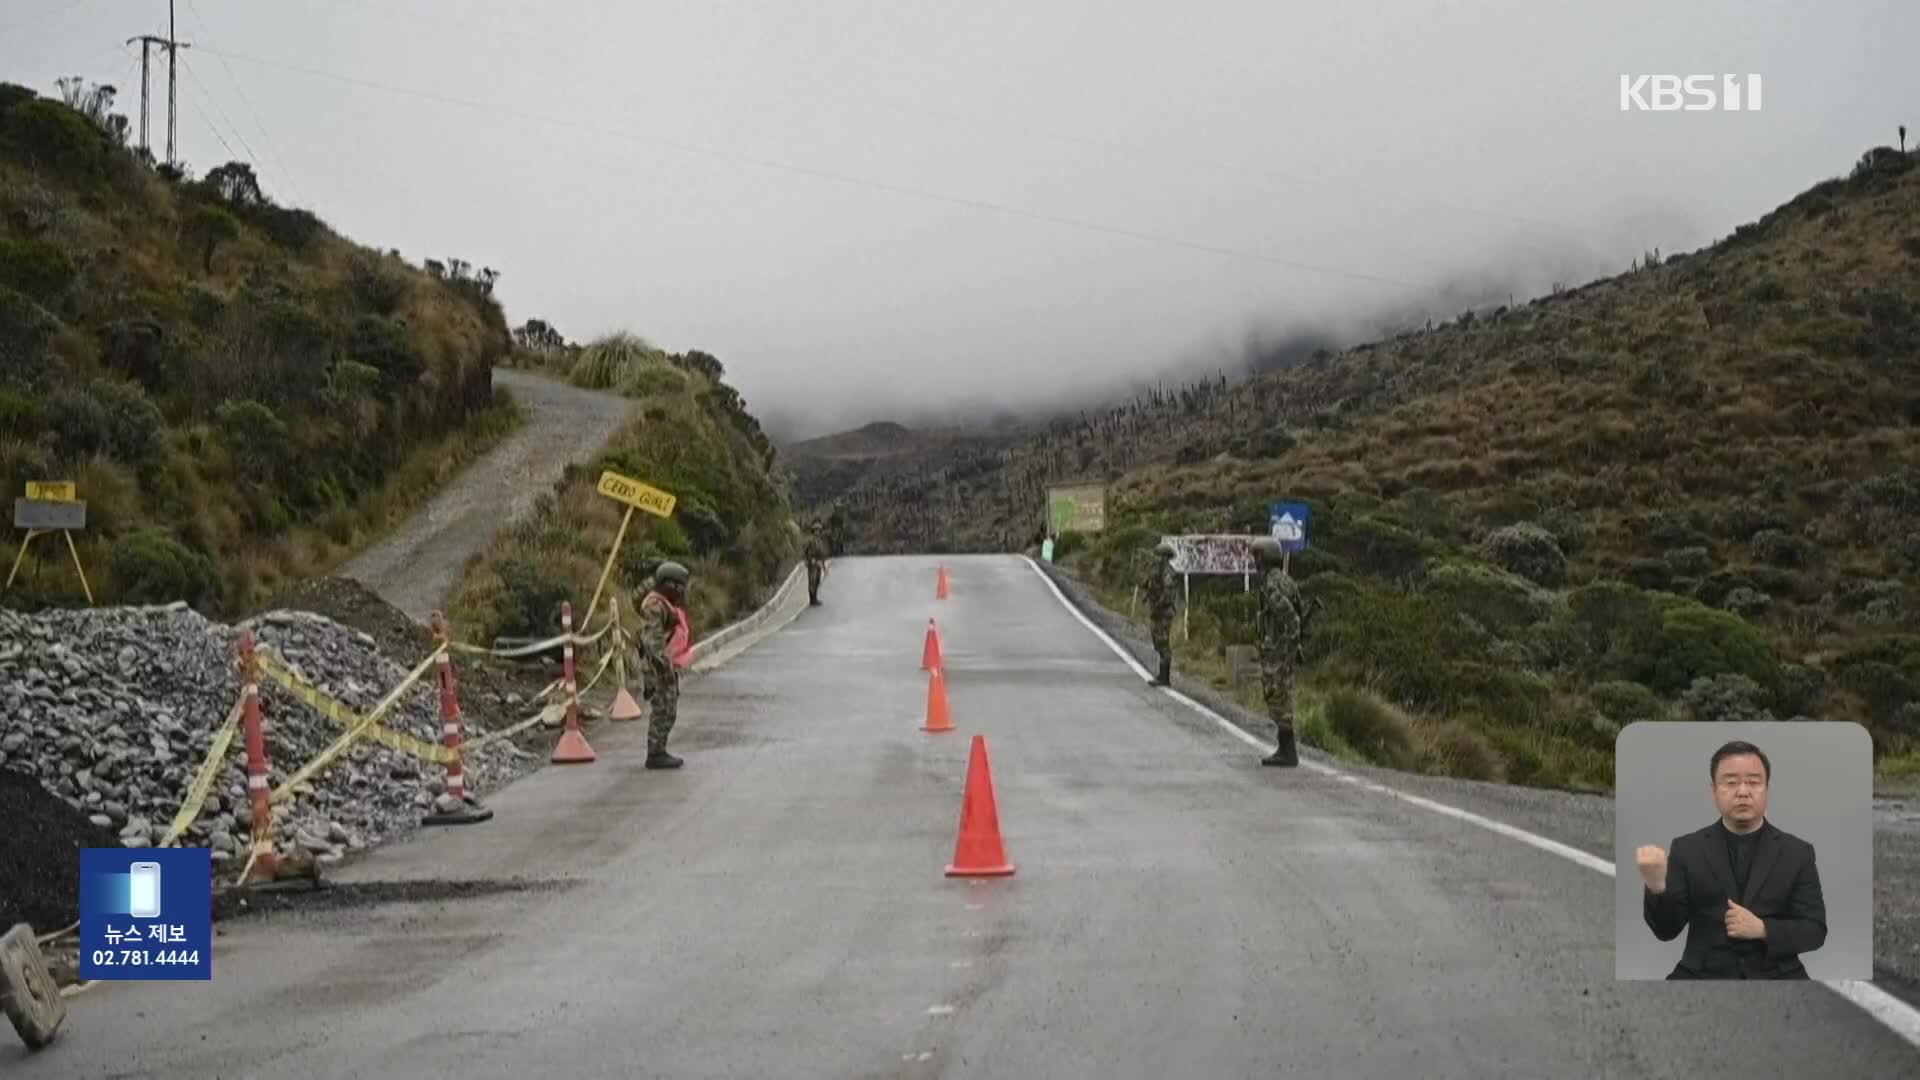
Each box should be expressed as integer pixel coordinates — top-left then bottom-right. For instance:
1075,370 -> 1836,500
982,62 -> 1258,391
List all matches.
0,599 -> 538,873
89,813 -> 112,827
121,835 -> 151,848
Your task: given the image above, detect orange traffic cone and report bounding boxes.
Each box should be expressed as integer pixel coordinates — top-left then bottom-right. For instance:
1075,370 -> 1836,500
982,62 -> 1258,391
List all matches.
922,666 -> 954,733
609,687 -> 644,721
551,601 -> 597,764
946,734 -> 1014,876
936,564 -> 950,599
922,618 -> 943,671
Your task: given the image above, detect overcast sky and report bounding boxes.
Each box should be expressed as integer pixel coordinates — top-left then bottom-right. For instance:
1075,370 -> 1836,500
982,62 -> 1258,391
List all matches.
4,1 -> 1916,438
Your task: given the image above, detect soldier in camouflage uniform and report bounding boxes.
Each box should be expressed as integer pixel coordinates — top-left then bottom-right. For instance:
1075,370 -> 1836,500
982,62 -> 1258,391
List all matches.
638,561 -> 690,769
804,525 -> 830,606
1143,538 -> 1179,686
1252,537 -> 1303,767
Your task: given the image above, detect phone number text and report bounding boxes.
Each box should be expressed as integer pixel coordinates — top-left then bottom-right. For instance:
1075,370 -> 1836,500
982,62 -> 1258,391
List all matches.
89,949 -> 201,966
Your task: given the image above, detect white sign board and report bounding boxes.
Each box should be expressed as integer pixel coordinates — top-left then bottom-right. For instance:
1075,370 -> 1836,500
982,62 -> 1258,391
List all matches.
1165,534 -> 1255,575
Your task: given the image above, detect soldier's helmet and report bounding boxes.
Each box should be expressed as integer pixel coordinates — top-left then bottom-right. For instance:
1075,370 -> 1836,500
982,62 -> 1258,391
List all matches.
1155,538 -> 1176,559
1251,536 -> 1286,566
655,561 -> 691,586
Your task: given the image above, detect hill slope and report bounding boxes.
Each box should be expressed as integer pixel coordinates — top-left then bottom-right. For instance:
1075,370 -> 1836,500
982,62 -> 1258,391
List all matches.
449,335 -> 799,646
0,78 -> 519,615
809,144 -> 1920,788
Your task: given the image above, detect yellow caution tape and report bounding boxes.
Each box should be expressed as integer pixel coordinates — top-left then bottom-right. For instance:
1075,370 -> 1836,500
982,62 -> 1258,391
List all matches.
270,645 -> 445,804
255,650 -> 457,766
159,698 -> 245,847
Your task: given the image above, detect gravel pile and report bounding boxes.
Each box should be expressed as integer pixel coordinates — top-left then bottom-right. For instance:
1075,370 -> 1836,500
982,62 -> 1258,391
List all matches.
0,767 -> 118,932
0,602 -> 542,871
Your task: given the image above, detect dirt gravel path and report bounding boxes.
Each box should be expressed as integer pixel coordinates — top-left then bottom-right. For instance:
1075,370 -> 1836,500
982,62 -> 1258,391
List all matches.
338,367 -> 632,624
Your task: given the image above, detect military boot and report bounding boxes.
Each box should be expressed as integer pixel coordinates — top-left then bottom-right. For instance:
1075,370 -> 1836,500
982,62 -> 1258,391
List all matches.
1262,727 -> 1299,767
646,748 -> 684,769
1148,656 -> 1171,687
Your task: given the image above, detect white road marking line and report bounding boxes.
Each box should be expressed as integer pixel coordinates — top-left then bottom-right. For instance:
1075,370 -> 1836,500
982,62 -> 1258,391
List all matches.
950,960 -> 974,969
927,1004 -> 955,1016
1021,555 -> 1920,1049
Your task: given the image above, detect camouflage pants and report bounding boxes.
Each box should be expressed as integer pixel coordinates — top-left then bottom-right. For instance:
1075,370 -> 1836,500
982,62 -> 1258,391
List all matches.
1150,614 -> 1172,663
807,561 -> 823,601
1258,649 -> 1297,737
645,660 -> 679,752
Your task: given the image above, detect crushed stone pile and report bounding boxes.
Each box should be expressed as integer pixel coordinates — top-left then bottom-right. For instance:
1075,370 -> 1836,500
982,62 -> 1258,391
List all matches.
0,602 -> 541,871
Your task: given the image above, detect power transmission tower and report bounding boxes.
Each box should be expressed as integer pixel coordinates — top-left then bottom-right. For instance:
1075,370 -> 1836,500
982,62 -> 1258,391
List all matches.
126,1 -> 188,164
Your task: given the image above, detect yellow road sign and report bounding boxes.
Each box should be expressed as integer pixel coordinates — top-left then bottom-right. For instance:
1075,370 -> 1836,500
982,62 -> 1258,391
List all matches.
596,470 -> 676,518
25,481 -> 75,502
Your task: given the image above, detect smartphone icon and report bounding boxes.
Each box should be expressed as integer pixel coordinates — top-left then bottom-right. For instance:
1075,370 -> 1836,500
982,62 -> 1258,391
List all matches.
128,861 -> 162,919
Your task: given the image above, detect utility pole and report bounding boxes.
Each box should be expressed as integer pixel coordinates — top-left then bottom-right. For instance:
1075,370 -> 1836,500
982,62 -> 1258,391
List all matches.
126,2 -> 188,164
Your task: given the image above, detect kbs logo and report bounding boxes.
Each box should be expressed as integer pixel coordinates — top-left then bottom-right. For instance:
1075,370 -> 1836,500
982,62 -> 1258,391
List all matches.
1619,74 -> 1762,112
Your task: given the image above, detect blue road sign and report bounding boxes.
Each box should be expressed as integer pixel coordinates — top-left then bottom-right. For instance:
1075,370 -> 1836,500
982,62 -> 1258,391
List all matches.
1269,502 -> 1310,552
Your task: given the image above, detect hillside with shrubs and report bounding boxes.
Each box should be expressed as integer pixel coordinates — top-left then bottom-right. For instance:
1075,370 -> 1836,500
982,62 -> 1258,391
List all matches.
449,331 -> 798,646
810,144 -> 1920,791
0,78 -> 520,615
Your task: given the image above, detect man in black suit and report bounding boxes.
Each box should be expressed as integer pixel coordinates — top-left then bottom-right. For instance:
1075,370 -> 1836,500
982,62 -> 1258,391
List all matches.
1635,740 -> 1827,979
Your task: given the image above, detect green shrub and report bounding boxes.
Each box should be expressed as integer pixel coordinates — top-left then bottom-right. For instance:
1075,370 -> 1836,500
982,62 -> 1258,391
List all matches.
109,528 -> 217,608
1679,673 -> 1776,723
1308,580 -> 1476,707
490,555 -> 572,638
619,359 -> 686,399
1563,580 -> 1662,678
1478,521 -> 1568,587
1420,716 -> 1506,781
0,386 -> 44,433
46,386 -> 108,460
1427,560 -> 1557,636
1052,529 -> 1088,560
678,498 -> 731,556
1589,680 -> 1666,725
0,99 -> 108,182
348,253 -> 409,316
1641,597 -> 1781,695
1749,528 -> 1804,567
0,236 -> 77,303
1830,636 -> 1920,723
89,378 -> 164,464
1323,687 -> 1419,769
1664,546 -> 1714,578
0,283 -> 58,382
1330,514 -> 1431,579
1443,661 -> 1556,730
347,314 -> 424,384
214,398 -> 292,475
573,332 -> 652,390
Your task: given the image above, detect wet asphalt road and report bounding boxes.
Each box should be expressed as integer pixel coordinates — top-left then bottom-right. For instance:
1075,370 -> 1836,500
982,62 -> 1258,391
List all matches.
11,556 -> 1920,1078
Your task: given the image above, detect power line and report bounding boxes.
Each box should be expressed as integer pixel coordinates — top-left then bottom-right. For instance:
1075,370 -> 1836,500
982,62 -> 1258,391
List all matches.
179,56 -> 262,173
181,75 -> 239,167
183,0 -> 306,205
192,43 -> 1432,292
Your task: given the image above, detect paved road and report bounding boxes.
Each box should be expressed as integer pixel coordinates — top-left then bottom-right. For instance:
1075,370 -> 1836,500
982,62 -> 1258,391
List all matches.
337,367 -> 632,623
13,556 -> 1920,1078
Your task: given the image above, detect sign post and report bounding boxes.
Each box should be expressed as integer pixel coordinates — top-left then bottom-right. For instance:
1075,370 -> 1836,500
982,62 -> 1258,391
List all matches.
1269,501 -> 1311,575
8,482 -> 91,603
1163,534 -> 1258,643
587,470 -> 678,627
1046,483 -> 1107,536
